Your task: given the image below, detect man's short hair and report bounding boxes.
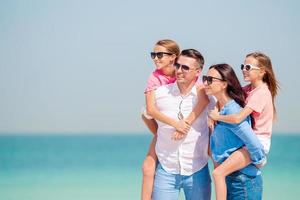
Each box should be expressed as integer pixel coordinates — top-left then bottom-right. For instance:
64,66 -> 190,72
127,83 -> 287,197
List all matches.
180,49 -> 204,69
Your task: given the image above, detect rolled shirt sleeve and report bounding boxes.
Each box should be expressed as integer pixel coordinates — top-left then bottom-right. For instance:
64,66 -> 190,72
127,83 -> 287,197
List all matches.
228,119 -> 266,165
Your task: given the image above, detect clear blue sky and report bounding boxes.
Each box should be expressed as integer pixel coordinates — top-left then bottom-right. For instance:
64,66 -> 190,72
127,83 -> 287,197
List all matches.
0,0 -> 299,134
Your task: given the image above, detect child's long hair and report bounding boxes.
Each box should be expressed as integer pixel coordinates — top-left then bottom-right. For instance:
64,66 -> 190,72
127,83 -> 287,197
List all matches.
246,52 -> 280,119
156,39 -> 180,57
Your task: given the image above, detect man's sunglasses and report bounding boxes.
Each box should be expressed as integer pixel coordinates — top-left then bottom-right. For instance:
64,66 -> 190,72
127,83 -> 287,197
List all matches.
241,64 -> 260,71
202,75 -> 224,85
150,52 -> 173,59
174,62 -> 193,72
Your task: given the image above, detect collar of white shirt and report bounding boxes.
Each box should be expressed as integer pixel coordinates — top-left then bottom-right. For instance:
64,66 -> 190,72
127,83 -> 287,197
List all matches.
171,82 -> 198,97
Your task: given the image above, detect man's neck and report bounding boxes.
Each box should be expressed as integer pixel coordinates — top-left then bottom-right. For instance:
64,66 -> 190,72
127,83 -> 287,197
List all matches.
177,81 -> 196,96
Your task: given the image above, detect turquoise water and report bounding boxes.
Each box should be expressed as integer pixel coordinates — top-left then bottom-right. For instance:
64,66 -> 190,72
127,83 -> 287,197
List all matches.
0,134 -> 299,200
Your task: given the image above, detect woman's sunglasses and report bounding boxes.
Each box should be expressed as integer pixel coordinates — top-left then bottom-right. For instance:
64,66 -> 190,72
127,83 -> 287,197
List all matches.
241,64 -> 260,71
150,52 -> 173,59
202,75 -> 224,85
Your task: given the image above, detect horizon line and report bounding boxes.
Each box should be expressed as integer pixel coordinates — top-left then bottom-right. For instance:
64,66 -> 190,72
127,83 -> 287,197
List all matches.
0,131 -> 299,136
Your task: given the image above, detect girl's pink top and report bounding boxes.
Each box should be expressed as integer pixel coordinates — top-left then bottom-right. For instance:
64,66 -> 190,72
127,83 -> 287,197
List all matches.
144,69 -> 176,93
244,83 -> 273,153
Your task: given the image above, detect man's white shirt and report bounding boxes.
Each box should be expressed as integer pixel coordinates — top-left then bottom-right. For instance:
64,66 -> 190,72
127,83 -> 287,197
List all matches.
155,82 -> 212,176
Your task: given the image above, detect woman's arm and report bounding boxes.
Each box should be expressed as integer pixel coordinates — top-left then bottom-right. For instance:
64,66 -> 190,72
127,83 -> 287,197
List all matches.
146,90 -> 190,134
209,106 -> 253,124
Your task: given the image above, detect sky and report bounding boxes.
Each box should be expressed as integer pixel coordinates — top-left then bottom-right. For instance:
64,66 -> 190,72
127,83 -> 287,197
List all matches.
0,0 -> 299,134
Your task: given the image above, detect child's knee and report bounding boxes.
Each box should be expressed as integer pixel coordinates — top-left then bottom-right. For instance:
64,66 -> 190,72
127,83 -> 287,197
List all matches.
142,159 -> 156,177
212,168 -> 225,180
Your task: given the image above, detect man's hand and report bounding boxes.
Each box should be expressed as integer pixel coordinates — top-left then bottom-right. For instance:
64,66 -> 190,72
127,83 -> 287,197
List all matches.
171,131 -> 186,140
207,117 -> 215,135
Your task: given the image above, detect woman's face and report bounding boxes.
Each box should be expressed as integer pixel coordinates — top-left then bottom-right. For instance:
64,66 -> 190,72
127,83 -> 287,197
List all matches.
203,68 -> 226,96
152,45 -> 175,70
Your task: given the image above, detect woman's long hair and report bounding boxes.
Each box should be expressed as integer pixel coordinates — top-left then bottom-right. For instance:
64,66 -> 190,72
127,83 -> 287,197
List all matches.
209,64 -> 245,108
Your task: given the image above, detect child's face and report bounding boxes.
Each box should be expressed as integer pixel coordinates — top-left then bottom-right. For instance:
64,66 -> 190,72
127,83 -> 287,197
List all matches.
152,45 -> 175,70
242,56 -> 265,83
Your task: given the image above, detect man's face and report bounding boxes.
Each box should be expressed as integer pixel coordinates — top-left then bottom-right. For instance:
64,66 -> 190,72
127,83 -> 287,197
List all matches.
175,55 -> 201,85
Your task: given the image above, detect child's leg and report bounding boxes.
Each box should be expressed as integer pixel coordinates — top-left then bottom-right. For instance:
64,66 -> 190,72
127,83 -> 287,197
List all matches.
141,136 -> 158,200
141,114 -> 158,135
213,148 -> 251,200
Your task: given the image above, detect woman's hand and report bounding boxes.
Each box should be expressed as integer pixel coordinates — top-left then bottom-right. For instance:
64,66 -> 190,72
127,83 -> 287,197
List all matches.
209,107 -> 220,121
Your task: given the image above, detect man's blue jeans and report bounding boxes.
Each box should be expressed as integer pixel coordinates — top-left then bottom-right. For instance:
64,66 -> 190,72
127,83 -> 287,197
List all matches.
152,163 -> 211,200
226,171 -> 263,200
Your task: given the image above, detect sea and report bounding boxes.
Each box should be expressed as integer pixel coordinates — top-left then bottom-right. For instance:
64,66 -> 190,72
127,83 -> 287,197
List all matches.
0,133 -> 299,200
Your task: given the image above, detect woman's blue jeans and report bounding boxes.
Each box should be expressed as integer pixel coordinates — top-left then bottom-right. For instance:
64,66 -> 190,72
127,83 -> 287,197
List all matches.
152,163 -> 211,200
226,171 -> 263,200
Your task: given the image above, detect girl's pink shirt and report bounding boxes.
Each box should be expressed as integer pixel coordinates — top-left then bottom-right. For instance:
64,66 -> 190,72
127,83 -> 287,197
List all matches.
144,69 -> 176,93
243,83 -> 273,138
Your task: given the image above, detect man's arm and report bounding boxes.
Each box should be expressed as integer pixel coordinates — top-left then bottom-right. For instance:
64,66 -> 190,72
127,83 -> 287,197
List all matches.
141,114 -> 158,135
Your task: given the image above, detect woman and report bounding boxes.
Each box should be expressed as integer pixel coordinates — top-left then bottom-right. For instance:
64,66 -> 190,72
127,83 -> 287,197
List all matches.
208,52 -> 279,199
203,63 -> 266,200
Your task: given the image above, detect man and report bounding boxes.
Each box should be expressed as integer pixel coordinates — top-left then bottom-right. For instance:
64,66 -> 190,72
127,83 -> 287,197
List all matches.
152,49 -> 212,200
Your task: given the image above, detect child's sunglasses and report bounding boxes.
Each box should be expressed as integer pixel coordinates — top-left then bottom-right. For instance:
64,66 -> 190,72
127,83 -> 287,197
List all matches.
150,52 -> 173,59
241,64 -> 260,71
